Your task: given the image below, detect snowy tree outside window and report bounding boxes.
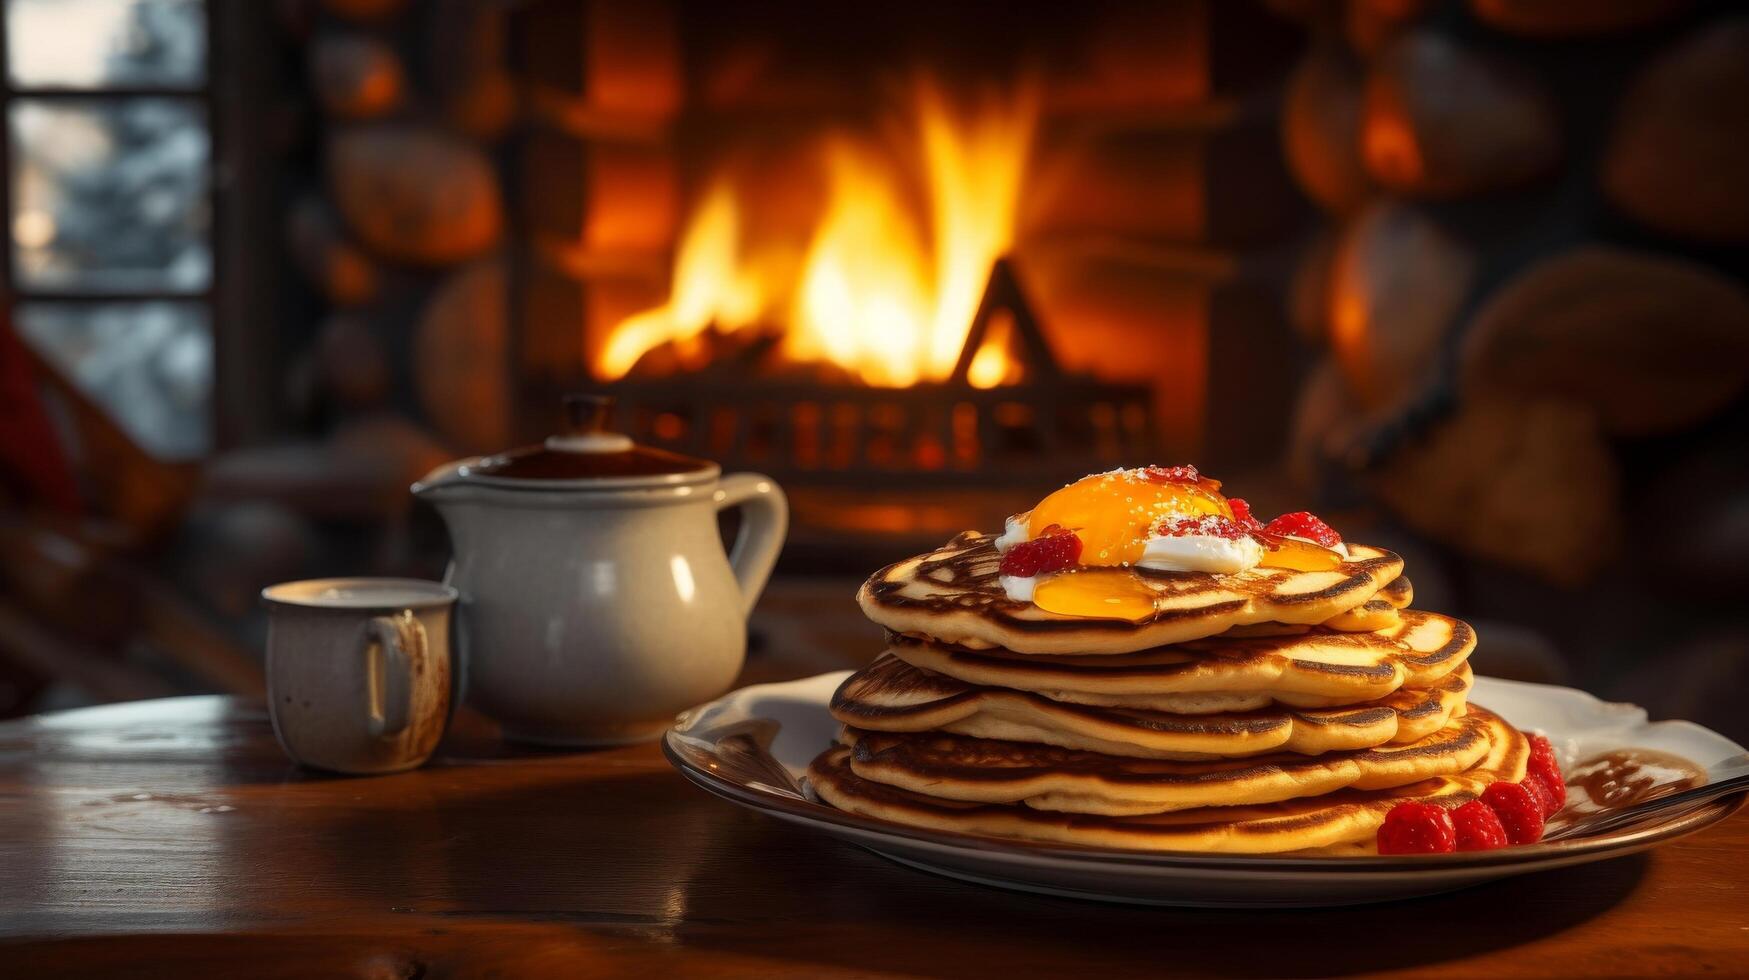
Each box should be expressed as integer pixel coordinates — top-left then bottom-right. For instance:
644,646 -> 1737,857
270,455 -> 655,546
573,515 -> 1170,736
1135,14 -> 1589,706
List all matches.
5,0 -> 211,459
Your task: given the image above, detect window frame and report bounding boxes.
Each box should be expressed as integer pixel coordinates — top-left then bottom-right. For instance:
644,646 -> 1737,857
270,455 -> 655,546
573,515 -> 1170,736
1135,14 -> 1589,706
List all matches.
0,0 -> 227,456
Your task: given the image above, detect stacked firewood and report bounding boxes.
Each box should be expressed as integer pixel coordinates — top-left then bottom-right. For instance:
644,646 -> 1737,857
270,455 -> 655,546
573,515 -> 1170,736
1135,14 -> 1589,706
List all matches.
279,0 -> 514,460
1275,0 -> 1749,588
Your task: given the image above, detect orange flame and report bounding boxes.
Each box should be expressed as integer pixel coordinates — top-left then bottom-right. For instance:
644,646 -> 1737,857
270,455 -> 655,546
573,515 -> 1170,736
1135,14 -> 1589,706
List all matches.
596,77 -> 1037,387
596,181 -> 762,378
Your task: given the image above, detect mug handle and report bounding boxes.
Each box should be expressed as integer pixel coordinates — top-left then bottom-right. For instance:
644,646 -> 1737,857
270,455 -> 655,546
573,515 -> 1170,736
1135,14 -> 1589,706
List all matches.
366,614 -> 417,737
714,473 -> 789,616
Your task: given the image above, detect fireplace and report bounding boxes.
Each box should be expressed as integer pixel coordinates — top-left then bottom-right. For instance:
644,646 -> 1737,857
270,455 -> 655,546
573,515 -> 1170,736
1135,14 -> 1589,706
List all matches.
499,0 -> 1303,554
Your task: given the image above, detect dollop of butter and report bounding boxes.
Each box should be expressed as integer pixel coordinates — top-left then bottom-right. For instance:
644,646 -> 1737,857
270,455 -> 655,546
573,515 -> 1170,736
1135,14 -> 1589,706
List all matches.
1137,533 -> 1265,575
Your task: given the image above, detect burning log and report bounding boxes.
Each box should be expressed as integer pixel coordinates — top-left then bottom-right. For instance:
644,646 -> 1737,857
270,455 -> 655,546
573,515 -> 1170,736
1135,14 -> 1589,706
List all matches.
624,325 -> 790,381
588,259 -> 1157,487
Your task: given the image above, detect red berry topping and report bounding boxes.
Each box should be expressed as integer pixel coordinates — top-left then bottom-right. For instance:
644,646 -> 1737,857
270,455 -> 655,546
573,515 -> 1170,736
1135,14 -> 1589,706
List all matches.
1526,732 -> 1558,777
1480,781 -> 1546,845
1524,733 -> 1566,815
1376,801 -> 1457,855
998,530 -> 1083,577
1522,773 -> 1560,818
1227,497 -> 1264,531
1529,769 -> 1566,816
1450,799 -> 1510,851
1140,464 -> 1202,485
1157,515 -> 1252,541
1262,511 -> 1343,548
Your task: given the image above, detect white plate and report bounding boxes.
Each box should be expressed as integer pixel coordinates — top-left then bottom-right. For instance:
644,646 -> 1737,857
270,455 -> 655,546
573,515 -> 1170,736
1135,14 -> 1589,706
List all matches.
664,672 -> 1748,907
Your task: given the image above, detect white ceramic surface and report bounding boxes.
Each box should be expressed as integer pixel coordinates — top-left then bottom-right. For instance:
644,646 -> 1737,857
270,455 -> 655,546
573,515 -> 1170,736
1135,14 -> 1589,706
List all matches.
263,577 -> 457,774
665,672 -> 1748,907
414,463 -> 787,746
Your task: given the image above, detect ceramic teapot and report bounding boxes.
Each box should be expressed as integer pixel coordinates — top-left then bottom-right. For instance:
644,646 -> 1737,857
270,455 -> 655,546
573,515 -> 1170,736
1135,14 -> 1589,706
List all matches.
412,395 -> 787,745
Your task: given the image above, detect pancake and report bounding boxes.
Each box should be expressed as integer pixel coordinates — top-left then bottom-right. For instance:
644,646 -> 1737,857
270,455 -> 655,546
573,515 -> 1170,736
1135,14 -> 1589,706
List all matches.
808,705 -> 1529,853
888,609 -> 1475,710
859,532 -> 1405,655
1379,574 -> 1414,609
1219,576 -> 1411,638
830,653 -> 1473,760
1320,597 -> 1401,633
837,694 -> 1491,815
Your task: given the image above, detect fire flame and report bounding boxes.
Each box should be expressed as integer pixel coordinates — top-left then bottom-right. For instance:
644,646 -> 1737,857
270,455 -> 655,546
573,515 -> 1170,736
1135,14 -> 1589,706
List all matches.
596,181 -> 762,379
596,78 -> 1037,388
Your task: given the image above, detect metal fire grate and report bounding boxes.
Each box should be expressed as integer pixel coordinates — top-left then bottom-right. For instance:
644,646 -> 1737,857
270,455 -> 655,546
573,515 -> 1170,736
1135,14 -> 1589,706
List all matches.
599,259 -> 1157,491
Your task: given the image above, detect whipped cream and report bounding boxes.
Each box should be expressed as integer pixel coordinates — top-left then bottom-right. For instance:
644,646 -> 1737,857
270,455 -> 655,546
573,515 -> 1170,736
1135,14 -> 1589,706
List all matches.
1137,532 -> 1264,575
995,516 -> 1037,601
998,574 -> 1036,602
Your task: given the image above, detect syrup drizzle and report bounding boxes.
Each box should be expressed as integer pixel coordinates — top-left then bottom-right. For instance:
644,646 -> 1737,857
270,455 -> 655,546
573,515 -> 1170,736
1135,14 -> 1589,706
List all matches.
1545,748 -> 1707,838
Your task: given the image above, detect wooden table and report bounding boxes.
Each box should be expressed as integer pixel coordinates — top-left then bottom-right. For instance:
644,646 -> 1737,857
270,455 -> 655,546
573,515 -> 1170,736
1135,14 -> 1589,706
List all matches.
2,695 -> 1746,978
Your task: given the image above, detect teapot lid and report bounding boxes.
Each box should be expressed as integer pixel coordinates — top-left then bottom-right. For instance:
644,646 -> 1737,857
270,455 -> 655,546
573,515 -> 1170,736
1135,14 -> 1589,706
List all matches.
450,394 -> 716,488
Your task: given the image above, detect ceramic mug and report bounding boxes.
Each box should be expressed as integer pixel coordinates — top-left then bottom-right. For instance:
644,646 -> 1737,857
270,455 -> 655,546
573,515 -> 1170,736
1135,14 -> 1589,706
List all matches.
262,578 -> 456,774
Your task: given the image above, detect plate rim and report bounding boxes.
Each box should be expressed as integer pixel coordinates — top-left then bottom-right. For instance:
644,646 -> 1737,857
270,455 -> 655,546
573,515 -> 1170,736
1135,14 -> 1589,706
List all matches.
663,672 -> 1748,874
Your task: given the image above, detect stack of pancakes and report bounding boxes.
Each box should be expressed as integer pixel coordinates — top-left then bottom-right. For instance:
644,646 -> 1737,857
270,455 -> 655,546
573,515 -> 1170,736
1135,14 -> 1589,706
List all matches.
807,532 -> 1530,854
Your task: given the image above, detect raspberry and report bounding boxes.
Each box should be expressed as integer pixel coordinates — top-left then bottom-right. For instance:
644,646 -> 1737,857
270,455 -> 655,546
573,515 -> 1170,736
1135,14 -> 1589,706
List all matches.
1523,773 -> 1560,818
1525,735 -> 1567,780
1526,732 -> 1559,780
1450,799 -> 1510,851
1262,511 -> 1343,548
998,530 -> 1082,577
1140,465 -> 1201,485
1525,733 -> 1566,815
1157,515 -> 1251,541
1375,802 -> 1457,854
1529,768 -> 1566,816
1481,781 -> 1546,845
1227,497 -> 1264,530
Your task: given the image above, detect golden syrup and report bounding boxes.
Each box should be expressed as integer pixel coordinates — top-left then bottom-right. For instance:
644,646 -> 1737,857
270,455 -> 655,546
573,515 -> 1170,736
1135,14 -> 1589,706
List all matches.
1256,537 -> 1344,571
1027,471 -> 1231,566
1032,568 -> 1158,622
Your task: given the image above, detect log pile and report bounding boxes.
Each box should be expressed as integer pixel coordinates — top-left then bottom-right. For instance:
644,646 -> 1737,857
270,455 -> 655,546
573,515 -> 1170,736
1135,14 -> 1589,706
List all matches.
1276,2 -> 1749,589
1601,17 -> 1749,243
277,0 -> 518,457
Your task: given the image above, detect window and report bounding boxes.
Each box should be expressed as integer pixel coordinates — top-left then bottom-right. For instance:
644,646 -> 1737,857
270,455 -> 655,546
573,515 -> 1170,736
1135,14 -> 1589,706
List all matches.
4,0 -> 212,459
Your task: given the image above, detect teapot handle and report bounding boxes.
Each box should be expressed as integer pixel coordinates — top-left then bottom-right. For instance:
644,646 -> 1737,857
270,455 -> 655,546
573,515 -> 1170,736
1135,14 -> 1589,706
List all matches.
714,473 -> 788,615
